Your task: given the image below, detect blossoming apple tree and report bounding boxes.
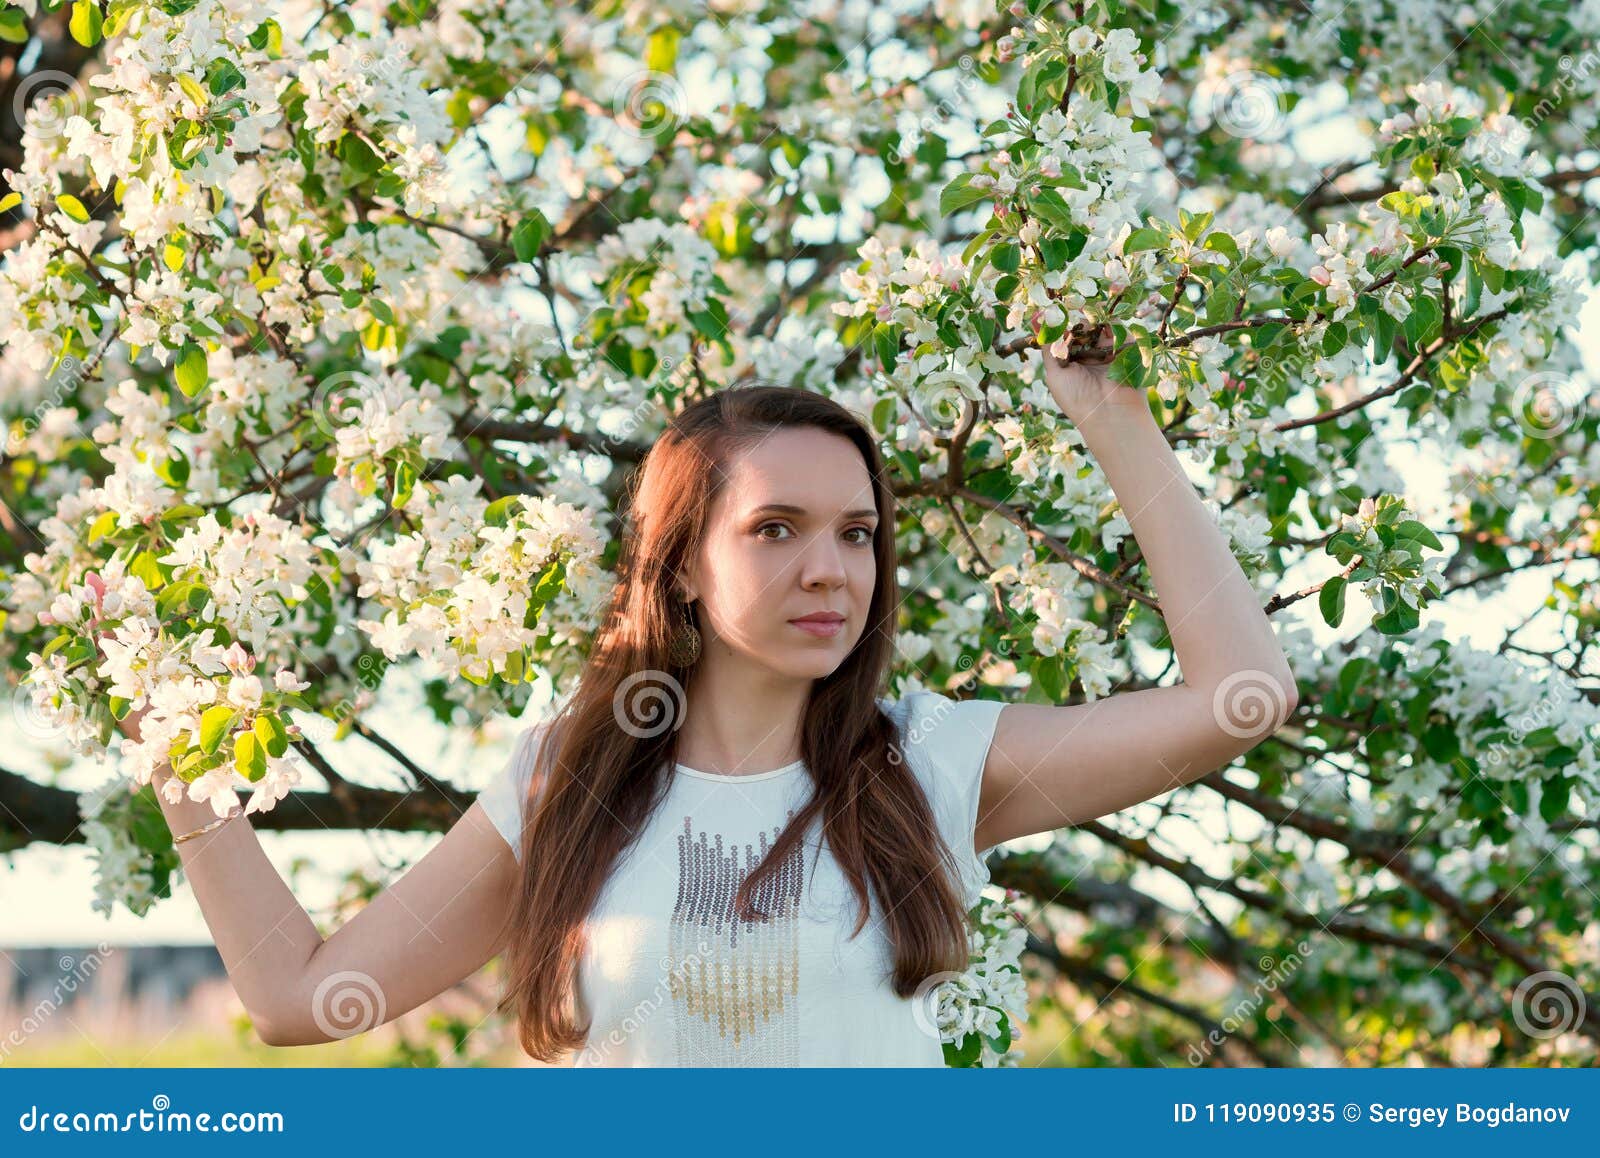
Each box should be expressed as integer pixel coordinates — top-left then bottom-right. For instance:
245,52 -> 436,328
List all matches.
1,0 -> 1596,1065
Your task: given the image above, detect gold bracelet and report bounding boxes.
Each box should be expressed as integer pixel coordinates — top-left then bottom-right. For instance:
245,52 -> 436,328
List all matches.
174,805 -> 243,845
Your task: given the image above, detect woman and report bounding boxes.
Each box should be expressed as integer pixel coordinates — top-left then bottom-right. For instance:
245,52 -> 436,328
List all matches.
121,342 -> 1297,1065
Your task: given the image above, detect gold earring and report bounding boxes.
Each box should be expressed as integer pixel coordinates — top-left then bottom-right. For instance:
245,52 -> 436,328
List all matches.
668,597 -> 702,667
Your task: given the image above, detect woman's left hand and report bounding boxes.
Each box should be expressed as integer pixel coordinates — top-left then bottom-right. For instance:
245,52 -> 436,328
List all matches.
1041,324 -> 1120,420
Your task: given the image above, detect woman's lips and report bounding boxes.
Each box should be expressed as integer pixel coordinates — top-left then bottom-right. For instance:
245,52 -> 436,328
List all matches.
789,617 -> 844,638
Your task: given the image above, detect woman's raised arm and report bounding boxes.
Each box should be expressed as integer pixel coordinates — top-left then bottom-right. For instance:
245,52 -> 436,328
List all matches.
117,708 -> 520,1047
973,339 -> 1299,848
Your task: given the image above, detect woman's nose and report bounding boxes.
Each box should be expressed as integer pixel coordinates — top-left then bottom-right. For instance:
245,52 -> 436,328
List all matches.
800,534 -> 847,589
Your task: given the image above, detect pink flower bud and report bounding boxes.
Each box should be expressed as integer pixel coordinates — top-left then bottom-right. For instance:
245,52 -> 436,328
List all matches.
1308,265 -> 1332,286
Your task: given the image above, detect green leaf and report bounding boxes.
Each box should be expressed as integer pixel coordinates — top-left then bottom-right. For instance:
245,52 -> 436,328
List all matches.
1031,653 -> 1067,701
1394,519 -> 1443,550
1027,189 -> 1076,231
156,580 -> 211,621
337,132 -> 383,177
69,0 -> 102,46
1202,231 -> 1239,263
254,711 -> 289,758
483,495 -> 520,527
1179,208 -> 1214,242
391,458 -> 417,509
1321,321 -> 1347,357
0,9 -> 29,44
962,226 -> 997,269
129,549 -> 165,591
87,510 -> 119,543
645,25 -> 681,73
207,61 -> 242,97
939,173 -> 991,218
1404,294 -> 1441,347
687,298 -> 731,343
1319,575 -> 1347,627
943,1031 -> 983,1067
234,730 -> 268,782
1539,778 -> 1572,823
511,210 -> 550,262
1037,235 -> 1073,270
503,648 -> 526,684
57,194 -> 90,223
1324,530 -> 1361,562
991,243 -> 1020,273
176,74 -> 210,109
175,342 -> 209,397
871,394 -> 898,433
873,322 -> 900,369
199,705 -> 237,755
1123,227 -> 1165,254
530,555 -> 567,612
245,18 -> 282,55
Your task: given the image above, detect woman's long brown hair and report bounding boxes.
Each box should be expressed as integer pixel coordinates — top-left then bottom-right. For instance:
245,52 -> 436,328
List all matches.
496,385 -> 973,1062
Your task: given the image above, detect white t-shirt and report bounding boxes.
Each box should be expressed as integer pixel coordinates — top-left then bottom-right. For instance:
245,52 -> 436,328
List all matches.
475,689 -> 1008,1067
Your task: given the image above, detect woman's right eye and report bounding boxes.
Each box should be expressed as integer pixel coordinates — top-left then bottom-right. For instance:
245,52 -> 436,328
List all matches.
756,522 -> 792,540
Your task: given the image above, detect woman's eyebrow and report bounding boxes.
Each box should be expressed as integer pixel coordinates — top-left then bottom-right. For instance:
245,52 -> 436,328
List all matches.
749,503 -> 879,521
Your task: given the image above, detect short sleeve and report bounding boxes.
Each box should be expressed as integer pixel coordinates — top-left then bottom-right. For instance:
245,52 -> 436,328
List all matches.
476,722 -> 548,862
882,689 -> 1009,909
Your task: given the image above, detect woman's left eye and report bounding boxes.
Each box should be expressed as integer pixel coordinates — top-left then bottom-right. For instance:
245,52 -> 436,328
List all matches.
843,526 -> 872,544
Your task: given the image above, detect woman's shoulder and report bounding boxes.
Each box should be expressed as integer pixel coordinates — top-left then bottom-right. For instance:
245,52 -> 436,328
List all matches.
876,687 -> 1010,768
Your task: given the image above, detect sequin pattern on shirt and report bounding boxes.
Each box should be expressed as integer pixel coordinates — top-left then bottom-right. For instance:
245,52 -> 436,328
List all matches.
668,810 -> 802,1065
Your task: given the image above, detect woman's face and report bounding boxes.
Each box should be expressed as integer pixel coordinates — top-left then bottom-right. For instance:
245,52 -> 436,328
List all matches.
679,426 -> 880,680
